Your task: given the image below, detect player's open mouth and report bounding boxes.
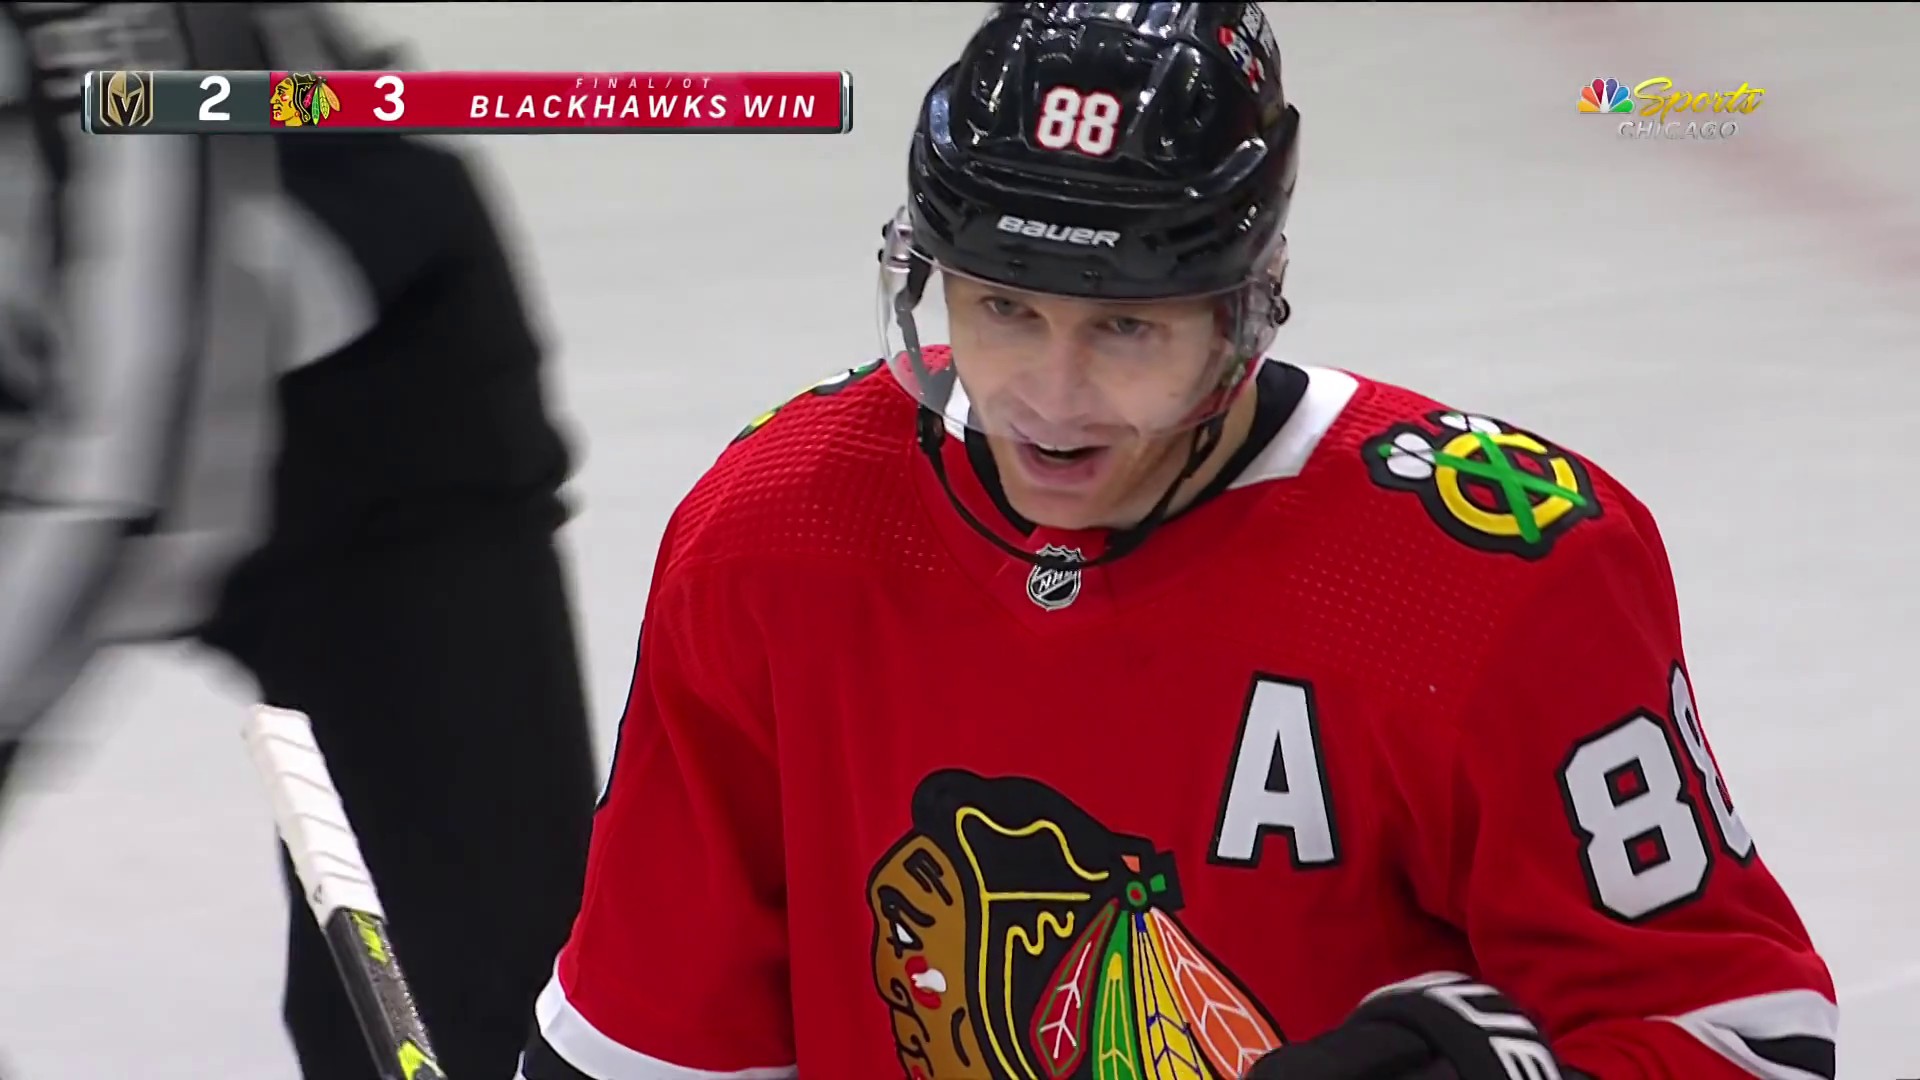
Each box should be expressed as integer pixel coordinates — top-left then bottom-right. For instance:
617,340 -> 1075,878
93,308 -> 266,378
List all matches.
1033,443 -> 1098,462
1013,440 -> 1112,487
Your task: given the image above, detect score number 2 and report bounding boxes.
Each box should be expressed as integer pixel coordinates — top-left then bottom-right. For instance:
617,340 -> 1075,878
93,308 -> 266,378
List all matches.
194,73 -> 408,125
201,74 -> 230,121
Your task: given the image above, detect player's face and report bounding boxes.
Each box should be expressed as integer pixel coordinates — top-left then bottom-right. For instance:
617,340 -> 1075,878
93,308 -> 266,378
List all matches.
944,275 -> 1233,530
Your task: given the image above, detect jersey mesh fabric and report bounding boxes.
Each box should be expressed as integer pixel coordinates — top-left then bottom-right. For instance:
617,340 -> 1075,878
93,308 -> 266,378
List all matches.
672,362 -> 1545,723
667,366 -> 955,579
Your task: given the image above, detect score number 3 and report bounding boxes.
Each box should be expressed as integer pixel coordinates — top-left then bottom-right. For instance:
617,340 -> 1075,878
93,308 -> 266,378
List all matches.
195,73 -> 407,124
373,74 -> 405,121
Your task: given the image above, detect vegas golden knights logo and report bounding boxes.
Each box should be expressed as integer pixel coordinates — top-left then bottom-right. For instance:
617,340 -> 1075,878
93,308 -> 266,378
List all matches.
100,71 -> 156,129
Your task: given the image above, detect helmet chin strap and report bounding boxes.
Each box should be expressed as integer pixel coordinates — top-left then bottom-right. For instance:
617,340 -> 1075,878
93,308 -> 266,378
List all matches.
913,389 -> 1226,574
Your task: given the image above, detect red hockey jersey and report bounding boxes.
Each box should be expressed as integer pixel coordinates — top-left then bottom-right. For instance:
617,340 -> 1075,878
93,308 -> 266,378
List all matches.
527,360 -> 1836,1080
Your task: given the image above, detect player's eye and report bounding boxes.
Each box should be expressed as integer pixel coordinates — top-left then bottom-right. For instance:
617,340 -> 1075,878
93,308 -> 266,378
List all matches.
981,296 -> 1031,320
1105,316 -> 1154,338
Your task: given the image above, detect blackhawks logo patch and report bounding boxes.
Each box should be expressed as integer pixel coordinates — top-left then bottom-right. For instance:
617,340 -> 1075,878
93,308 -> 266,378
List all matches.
1363,410 -> 1599,560
866,770 -> 1282,1080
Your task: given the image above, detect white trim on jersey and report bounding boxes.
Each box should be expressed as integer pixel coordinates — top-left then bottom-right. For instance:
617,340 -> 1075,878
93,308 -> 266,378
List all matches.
531,968 -> 799,1080
1661,987 -> 1839,1080
939,358 -> 1360,483
1227,363 -> 1359,488
940,370 -> 970,439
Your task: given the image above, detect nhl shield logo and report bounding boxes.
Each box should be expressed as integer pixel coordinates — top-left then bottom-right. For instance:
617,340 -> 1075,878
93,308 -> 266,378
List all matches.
1025,544 -> 1084,611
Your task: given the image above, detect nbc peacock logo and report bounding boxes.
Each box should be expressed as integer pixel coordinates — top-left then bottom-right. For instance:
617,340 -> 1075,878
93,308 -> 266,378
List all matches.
1582,75 -> 1763,140
1579,78 -> 1634,114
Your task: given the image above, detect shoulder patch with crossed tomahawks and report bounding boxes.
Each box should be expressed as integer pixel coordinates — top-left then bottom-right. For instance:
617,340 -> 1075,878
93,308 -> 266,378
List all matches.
1362,410 -> 1600,560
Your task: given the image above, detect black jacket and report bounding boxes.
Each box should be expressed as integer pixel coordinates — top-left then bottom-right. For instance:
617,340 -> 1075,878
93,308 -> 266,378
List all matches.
0,2 -> 572,737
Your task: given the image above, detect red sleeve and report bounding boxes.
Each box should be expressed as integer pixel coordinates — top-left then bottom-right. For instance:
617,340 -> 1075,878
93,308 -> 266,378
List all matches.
527,518 -> 794,1079
1408,494 -> 1837,1080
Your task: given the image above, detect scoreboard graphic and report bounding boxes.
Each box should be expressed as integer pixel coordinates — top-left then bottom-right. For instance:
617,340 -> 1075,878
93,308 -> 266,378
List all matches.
83,70 -> 853,135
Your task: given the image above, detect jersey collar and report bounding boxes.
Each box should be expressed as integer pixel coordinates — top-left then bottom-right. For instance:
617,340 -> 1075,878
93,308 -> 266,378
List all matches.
910,361 -> 1357,628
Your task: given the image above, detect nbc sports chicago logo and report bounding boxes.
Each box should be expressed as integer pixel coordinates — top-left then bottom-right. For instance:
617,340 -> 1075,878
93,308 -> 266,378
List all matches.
1579,76 -> 1764,140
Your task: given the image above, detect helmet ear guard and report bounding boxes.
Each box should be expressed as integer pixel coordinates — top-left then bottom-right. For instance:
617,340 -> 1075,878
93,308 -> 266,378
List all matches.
1244,235 -> 1294,355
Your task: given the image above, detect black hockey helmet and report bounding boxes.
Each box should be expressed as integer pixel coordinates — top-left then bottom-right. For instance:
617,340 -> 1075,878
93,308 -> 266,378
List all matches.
879,3 -> 1301,570
903,2 -> 1297,301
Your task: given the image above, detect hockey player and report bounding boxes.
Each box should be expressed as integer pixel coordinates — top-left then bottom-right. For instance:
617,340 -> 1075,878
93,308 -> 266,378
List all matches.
0,4 -> 596,1077
520,4 -> 1836,1079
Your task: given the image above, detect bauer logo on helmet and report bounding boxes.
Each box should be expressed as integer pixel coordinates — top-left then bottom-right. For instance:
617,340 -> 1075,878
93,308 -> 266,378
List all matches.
994,215 -> 1120,249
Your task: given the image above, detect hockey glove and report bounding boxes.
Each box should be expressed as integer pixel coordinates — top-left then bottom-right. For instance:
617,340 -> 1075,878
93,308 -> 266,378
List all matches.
1242,972 -> 1586,1080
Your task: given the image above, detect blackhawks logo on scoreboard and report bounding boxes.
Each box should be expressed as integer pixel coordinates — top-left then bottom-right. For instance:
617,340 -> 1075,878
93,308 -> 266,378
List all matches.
866,770 -> 1283,1080
270,72 -> 341,128
1363,409 -> 1599,559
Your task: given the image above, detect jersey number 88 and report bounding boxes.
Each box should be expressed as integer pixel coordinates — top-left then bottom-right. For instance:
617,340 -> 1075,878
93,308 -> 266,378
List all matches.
1558,665 -> 1755,922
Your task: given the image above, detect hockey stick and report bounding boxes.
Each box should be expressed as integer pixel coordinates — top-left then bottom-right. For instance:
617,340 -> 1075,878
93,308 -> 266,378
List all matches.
242,705 -> 447,1080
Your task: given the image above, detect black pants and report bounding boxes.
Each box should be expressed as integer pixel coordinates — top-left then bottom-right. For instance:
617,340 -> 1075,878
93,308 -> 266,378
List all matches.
0,515 -> 597,1080
196,514 -> 598,1080
210,129 -> 600,1079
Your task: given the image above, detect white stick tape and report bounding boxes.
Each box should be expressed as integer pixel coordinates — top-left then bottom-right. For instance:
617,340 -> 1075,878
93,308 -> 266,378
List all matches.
242,704 -> 386,924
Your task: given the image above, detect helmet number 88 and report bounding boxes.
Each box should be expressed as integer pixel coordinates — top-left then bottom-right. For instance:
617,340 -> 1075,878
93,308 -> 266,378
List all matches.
1035,87 -> 1122,157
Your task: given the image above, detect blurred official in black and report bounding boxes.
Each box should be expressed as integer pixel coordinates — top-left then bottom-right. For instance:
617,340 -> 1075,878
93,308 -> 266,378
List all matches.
0,4 -> 597,1076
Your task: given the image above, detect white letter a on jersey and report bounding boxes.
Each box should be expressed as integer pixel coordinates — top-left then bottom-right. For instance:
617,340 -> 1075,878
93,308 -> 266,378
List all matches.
1212,678 -> 1340,869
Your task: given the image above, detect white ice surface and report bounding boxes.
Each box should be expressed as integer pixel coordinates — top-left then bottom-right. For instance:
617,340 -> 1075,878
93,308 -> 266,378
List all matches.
0,4 -> 1914,1077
